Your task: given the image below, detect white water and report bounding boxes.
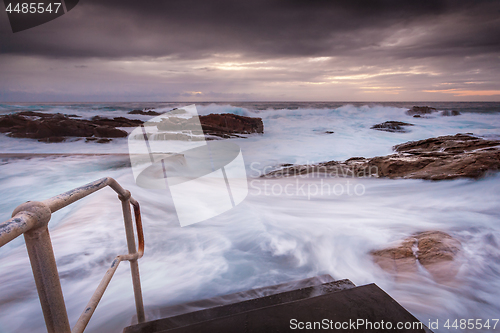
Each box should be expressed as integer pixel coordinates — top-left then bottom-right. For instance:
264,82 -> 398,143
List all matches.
1,103 -> 500,332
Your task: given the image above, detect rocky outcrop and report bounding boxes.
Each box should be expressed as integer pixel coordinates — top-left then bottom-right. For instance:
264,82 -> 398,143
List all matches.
156,117 -> 200,131
263,134 -> 500,180
90,116 -> 143,127
0,112 -> 265,142
16,111 -> 81,118
200,113 -> 264,138
371,231 -> 461,281
93,125 -> 129,138
156,113 -> 264,139
392,133 -> 498,154
406,106 -> 461,117
371,121 -> 414,133
0,113 -> 129,143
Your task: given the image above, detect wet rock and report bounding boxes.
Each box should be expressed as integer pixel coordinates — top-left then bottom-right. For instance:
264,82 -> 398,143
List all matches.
17,111 -> 76,118
93,126 -> 128,138
405,106 -> 437,116
263,159 -> 374,179
27,118 -> 95,138
156,117 -> 200,131
0,114 -> 27,130
371,121 -> 414,133
199,113 -> 264,137
371,231 -> 461,281
128,109 -> 162,116
0,112 -> 128,142
264,134 -> 500,180
85,137 -> 112,143
440,110 -> 461,116
367,134 -> 500,180
91,116 -> 142,127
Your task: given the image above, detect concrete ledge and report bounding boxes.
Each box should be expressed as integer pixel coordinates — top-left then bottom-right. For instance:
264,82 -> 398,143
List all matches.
157,284 -> 428,333
124,276 -> 431,333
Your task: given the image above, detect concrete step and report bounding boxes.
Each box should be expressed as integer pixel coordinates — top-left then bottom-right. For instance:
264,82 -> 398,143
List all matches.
124,275 -> 355,333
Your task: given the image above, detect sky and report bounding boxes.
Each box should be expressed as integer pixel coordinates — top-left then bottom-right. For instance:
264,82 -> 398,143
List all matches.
0,0 -> 499,102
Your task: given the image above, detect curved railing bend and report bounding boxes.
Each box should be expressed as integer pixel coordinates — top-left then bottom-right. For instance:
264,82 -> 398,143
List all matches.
0,177 -> 145,333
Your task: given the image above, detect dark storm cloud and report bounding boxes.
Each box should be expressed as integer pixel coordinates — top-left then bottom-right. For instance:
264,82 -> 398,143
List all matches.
1,0 -> 499,102
1,0 -> 499,60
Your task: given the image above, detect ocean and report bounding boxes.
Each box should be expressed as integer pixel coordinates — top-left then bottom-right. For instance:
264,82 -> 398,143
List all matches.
0,102 -> 499,332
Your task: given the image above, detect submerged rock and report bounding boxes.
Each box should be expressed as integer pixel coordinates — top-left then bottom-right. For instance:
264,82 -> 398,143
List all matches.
406,106 -> 460,117
128,109 -> 162,116
405,106 -> 437,116
371,121 -> 414,133
38,136 -> 66,143
371,239 -> 418,276
371,231 -> 461,281
96,138 -> 112,144
264,134 -> 500,180
416,231 -> 460,266
440,110 -> 461,116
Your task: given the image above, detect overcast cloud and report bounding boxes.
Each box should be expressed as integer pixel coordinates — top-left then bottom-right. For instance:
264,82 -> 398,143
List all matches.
0,0 -> 499,101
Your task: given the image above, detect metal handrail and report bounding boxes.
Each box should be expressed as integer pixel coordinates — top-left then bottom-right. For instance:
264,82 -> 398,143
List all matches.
0,177 -> 146,333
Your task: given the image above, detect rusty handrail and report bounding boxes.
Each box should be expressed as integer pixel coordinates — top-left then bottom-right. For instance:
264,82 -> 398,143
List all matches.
131,199 -> 145,258
0,177 -> 146,333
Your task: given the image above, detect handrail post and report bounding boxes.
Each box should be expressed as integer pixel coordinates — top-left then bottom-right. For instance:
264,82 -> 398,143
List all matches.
25,226 -> 71,333
12,201 -> 71,333
119,191 -> 146,323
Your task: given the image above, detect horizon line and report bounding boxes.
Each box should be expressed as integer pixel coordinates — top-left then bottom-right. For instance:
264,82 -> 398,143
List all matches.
2,100 -> 500,104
